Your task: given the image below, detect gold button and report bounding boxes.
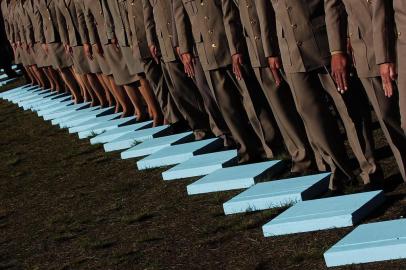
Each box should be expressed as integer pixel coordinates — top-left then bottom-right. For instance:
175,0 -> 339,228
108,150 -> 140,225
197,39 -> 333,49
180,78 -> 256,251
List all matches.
291,24 -> 297,29
131,2 -> 134,5
48,17 -> 51,20
211,43 -> 216,48
208,29 -> 213,34
200,2 -> 204,5
398,32 -> 402,37
254,36 -> 260,40
99,10 -> 103,15
204,16 -> 208,20
250,20 -> 256,24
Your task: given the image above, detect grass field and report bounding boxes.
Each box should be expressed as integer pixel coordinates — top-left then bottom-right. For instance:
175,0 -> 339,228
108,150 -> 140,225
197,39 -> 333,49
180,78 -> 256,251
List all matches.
0,80 -> 405,270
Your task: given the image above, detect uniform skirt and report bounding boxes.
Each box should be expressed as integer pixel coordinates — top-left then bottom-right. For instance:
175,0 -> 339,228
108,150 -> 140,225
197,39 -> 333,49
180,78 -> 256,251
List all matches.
71,46 -> 91,75
121,46 -> 144,75
33,43 -> 48,68
47,43 -> 73,70
102,44 -> 138,86
94,47 -> 112,76
20,48 -> 36,66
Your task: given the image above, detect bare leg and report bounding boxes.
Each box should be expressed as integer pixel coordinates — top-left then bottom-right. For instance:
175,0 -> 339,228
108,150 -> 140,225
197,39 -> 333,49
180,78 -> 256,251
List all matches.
138,77 -> 163,126
59,67 -> 82,103
42,67 -> 55,91
100,74 -> 118,108
81,74 -> 100,106
31,65 -> 47,89
47,67 -> 62,93
87,73 -> 107,107
108,77 -> 134,117
123,83 -> 147,120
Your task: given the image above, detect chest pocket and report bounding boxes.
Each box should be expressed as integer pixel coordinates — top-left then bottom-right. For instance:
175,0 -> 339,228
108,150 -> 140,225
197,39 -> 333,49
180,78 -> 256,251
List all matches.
183,0 -> 198,14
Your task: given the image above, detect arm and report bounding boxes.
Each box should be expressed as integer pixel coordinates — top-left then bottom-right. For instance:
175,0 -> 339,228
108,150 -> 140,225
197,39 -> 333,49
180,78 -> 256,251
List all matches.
142,0 -> 159,62
55,1 -> 69,45
84,3 -> 97,45
221,0 -> 243,56
324,0 -> 349,92
34,0 -> 46,44
173,0 -> 193,54
255,0 -> 279,57
74,0 -> 90,44
373,0 -> 397,97
102,0 -> 115,40
142,0 -> 157,46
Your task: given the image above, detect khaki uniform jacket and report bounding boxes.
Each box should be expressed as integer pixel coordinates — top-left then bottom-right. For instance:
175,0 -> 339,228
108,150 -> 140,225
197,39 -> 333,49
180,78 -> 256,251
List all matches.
82,0 -> 109,45
126,0 -> 151,60
142,0 -> 177,62
24,0 -> 44,44
55,0 -> 83,46
236,0 -> 279,68
103,0 -> 130,47
173,0 -> 244,71
37,0 -> 62,44
258,0 -> 331,73
325,0 -> 395,78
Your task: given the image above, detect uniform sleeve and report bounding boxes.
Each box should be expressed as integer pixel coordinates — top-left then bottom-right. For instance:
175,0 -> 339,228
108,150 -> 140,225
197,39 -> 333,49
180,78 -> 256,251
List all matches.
324,0 -> 348,53
142,0 -> 158,46
34,1 -> 46,43
22,7 -> 35,45
102,0 -> 115,40
74,0 -> 90,44
55,1 -> 69,44
173,0 -> 193,54
221,0 -> 243,56
372,0 -> 396,64
255,0 -> 280,57
84,3 -> 98,44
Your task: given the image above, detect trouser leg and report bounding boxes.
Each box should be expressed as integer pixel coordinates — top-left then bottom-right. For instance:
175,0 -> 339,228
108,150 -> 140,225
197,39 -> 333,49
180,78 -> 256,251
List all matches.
161,60 -> 211,138
361,77 -> 406,182
205,67 -> 265,163
286,71 -> 353,190
193,57 -> 231,138
254,67 -> 315,172
319,69 -> 376,183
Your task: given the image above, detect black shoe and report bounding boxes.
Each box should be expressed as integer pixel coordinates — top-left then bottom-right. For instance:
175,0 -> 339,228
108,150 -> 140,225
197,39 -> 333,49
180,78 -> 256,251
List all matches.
362,182 -> 383,192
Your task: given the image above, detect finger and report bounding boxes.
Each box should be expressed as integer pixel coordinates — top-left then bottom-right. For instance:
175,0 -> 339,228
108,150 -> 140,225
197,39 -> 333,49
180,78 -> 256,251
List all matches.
270,68 -> 281,86
341,73 -> 348,91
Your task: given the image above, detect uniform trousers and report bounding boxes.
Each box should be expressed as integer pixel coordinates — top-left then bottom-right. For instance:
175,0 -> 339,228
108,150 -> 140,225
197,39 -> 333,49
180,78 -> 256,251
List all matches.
286,69 -> 355,189
254,66 -> 314,173
204,65 -> 277,163
360,77 -> 406,181
161,59 -> 211,139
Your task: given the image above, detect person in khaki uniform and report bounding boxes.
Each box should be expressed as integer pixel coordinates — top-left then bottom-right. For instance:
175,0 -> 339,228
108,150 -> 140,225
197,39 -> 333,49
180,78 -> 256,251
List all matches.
143,0 -> 212,140
54,0 -> 109,107
15,0 -> 47,88
325,0 -> 406,184
257,0 -> 381,191
36,0 -> 85,103
173,0 -> 280,163
3,0 -> 35,85
81,0 -> 143,118
23,0 -> 55,90
124,0 -> 183,127
394,0 -> 406,135
74,0 -> 116,107
103,0 -> 164,126
235,0 -> 316,174
170,0 -> 234,148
